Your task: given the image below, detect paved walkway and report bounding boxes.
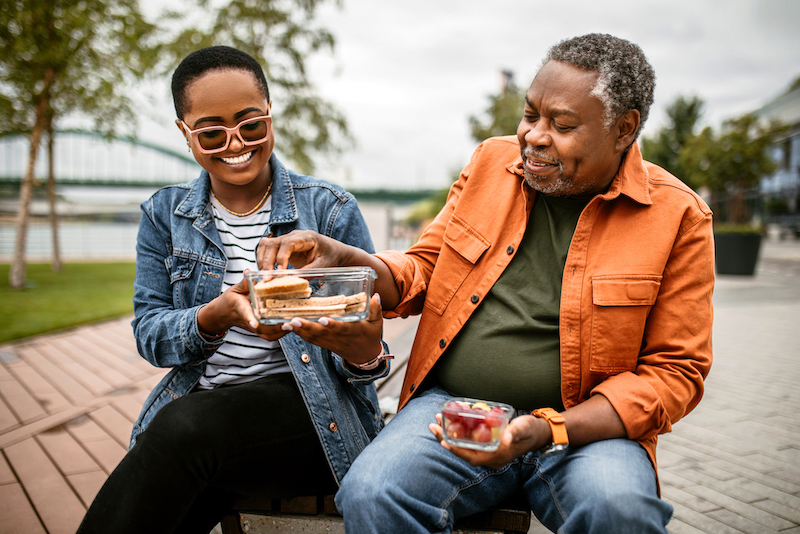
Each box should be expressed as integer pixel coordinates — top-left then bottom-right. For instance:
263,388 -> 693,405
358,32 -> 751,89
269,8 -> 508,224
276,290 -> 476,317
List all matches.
1,237 -> 799,533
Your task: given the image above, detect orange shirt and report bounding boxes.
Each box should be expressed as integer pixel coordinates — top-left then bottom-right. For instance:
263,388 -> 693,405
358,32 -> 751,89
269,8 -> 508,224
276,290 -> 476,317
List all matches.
376,136 -> 714,472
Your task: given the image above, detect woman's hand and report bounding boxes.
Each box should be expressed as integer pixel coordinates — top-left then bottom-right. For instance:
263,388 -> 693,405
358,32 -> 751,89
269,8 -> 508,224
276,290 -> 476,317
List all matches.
277,293 -> 384,366
198,271 -> 290,342
428,414 -> 550,469
257,230 -> 356,270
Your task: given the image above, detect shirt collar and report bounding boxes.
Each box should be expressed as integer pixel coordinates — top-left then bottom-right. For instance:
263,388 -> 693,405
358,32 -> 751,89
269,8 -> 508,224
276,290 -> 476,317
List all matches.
177,152 -> 300,221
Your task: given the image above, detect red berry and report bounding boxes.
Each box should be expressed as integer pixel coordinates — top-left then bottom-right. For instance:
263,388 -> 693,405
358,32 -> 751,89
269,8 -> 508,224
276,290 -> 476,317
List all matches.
462,415 -> 479,431
472,423 -> 493,443
484,415 -> 503,428
446,421 -> 467,439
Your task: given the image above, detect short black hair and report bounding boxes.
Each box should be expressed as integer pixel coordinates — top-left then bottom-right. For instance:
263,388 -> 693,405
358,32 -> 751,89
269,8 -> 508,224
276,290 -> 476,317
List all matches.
542,33 -> 655,140
171,45 -> 270,120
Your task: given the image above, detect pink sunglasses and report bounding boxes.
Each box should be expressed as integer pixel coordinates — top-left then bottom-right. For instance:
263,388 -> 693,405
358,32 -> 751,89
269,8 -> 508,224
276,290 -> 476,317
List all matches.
181,114 -> 272,154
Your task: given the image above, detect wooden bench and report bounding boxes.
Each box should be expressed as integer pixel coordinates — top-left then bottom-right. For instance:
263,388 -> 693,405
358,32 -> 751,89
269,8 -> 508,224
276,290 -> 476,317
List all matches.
220,493 -> 532,534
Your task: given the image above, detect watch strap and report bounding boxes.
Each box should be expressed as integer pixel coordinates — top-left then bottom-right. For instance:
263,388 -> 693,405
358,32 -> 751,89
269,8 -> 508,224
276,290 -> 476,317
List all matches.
532,407 -> 569,457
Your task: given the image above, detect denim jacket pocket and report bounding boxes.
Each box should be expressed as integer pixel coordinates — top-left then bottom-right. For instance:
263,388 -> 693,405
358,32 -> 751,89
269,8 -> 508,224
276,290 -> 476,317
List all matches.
589,276 -> 662,373
424,214 -> 490,315
165,253 -> 198,309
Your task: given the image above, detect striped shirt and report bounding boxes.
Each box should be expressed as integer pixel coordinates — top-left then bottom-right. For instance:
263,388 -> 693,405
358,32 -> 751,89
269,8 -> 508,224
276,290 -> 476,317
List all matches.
196,194 -> 291,389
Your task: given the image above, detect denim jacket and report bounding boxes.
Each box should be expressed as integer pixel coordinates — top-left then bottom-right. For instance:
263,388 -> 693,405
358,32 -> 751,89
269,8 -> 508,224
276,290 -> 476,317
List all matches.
130,154 -> 387,484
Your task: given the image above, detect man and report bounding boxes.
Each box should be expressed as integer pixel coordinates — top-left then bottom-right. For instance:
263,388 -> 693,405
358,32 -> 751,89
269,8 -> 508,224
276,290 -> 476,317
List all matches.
258,33 -> 714,534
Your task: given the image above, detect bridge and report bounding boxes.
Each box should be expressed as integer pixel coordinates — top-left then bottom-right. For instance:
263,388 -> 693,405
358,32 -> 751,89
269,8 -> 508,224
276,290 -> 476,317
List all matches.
1,130 -> 201,188
0,131 -> 439,259
0,130 -> 439,203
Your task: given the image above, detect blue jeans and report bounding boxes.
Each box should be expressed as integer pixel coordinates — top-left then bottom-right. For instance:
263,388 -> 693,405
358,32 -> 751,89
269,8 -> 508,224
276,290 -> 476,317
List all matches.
336,386 -> 672,534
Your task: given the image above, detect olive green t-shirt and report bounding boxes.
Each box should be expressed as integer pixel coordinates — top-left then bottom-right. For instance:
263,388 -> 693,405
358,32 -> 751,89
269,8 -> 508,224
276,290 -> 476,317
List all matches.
432,193 -> 589,411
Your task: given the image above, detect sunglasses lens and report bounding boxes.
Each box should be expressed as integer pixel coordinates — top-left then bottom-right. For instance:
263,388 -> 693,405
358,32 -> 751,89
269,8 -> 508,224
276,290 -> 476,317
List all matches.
189,116 -> 270,153
197,129 -> 228,151
239,119 -> 269,142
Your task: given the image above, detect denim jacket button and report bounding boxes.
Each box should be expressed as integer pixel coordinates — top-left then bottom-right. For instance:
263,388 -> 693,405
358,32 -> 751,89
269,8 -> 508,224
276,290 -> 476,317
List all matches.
329,422 -> 338,432
301,353 -> 311,363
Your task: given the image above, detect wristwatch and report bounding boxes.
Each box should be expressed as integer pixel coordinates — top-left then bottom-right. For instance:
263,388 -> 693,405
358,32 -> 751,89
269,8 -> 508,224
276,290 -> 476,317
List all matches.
532,408 -> 569,458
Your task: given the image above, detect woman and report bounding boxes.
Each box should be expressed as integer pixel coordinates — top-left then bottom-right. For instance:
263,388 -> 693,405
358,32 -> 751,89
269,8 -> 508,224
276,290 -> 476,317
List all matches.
78,45 -> 388,533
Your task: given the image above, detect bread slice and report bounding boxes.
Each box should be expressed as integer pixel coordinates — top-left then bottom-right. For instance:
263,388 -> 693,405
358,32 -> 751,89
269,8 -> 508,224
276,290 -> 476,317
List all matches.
253,275 -> 310,297
262,295 -> 347,309
259,292 -> 369,318
261,303 -> 348,317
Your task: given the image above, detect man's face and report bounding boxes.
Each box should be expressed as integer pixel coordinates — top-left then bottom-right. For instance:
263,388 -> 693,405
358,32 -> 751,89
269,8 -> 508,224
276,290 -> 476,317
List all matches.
517,60 -> 627,197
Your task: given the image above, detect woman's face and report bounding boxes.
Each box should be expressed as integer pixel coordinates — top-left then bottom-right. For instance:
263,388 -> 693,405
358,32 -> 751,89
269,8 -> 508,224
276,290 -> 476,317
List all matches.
177,68 -> 274,189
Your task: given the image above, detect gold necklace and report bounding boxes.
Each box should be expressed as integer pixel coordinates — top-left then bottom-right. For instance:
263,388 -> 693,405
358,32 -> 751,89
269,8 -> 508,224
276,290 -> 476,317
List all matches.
212,182 -> 272,217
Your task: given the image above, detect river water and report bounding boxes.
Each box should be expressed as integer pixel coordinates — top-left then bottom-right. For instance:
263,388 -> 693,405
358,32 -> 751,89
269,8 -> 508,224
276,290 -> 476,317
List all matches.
0,186 -> 413,262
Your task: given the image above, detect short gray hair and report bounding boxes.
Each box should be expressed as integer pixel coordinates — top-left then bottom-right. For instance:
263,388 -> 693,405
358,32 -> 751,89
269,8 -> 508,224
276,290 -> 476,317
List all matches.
543,33 -> 655,140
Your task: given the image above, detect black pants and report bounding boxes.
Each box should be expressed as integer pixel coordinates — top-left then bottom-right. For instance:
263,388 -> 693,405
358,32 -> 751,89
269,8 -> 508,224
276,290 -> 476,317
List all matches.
77,372 -> 338,534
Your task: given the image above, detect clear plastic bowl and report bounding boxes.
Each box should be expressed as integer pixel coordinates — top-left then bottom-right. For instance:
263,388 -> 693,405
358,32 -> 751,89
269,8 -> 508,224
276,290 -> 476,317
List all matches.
246,266 -> 376,325
440,397 -> 514,451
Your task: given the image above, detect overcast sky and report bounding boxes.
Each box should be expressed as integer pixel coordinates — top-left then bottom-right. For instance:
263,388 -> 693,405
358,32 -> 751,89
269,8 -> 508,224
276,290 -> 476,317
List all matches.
139,0 -> 800,191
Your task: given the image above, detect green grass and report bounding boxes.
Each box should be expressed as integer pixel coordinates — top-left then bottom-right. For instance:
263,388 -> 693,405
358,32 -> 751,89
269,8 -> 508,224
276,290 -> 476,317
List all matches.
0,262 -> 136,344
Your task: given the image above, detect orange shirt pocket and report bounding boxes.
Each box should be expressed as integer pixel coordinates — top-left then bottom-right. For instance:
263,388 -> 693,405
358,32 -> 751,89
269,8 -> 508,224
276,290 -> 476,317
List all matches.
589,276 -> 662,373
424,215 -> 490,315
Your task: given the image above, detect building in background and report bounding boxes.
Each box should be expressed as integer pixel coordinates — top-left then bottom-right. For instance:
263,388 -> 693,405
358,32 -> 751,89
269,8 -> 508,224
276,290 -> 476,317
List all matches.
757,78 -> 800,236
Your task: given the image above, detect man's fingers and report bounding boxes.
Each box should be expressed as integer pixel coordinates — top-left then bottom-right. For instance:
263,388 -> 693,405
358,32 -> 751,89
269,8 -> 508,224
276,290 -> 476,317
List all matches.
256,238 -> 277,270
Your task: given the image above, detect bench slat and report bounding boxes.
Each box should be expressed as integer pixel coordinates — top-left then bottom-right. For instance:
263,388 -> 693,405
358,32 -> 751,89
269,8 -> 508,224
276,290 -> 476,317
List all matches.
222,493 -> 531,534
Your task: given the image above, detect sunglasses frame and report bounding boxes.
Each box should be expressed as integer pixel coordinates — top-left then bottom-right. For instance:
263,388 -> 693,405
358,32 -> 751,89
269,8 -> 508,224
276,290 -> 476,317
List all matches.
181,113 -> 273,155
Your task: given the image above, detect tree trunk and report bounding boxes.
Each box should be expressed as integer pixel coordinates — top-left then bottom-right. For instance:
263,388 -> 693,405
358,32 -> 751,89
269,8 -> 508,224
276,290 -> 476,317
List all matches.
728,187 -> 749,226
9,68 -> 55,289
46,119 -> 62,272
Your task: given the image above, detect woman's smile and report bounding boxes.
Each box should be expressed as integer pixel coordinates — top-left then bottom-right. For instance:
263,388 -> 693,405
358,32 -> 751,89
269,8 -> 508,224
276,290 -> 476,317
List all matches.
218,149 -> 256,166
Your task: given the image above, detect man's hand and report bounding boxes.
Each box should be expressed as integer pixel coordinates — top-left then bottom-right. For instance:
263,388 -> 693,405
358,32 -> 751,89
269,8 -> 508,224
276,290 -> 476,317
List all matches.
429,414 -> 550,469
257,230 -> 353,270
277,293 -> 384,365
429,395 -> 628,469
256,230 -> 403,310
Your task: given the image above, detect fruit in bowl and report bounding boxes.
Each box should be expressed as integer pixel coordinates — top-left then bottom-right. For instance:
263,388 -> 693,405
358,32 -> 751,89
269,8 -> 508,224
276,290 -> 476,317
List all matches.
439,398 -> 514,452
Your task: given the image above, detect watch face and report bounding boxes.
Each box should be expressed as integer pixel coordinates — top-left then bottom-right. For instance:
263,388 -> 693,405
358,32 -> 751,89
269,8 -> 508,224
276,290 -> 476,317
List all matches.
537,443 -> 568,458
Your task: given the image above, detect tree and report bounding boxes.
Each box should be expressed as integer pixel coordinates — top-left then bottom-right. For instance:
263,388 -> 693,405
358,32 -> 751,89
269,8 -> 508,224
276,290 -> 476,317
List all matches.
406,70 -> 528,235
469,70 -> 526,143
680,114 -> 787,225
640,95 -> 704,189
0,0 -> 158,289
159,0 -> 350,175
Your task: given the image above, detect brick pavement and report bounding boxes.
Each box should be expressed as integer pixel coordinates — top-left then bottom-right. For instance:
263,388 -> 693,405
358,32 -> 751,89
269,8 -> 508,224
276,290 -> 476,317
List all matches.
1,237 -> 798,533
653,239 -> 800,534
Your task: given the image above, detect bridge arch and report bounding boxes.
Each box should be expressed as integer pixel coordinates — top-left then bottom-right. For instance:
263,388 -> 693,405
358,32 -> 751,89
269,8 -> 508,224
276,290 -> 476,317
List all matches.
0,130 -> 201,187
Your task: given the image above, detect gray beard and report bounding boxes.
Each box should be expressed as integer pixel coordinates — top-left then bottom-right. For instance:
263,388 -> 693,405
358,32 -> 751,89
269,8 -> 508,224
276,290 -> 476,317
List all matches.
523,167 -> 568,195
